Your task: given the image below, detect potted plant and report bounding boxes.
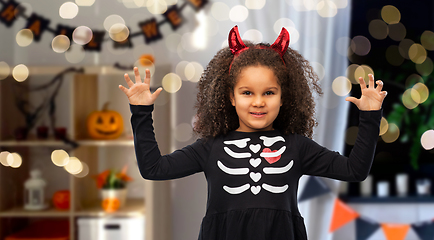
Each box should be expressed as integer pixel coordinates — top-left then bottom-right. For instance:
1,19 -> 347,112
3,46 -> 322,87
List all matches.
93,165 -> 132,212
382,66 -> 434,170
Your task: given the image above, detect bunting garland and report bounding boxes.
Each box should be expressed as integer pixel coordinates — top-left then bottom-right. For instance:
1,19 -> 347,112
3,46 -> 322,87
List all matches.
0,0 -> 207,51
299,176 -> 434,240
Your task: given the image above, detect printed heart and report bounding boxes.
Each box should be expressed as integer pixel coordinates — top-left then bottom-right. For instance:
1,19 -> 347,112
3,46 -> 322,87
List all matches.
251,186 -> 261,195
250,172 -> 261,182
249,158 -> 261,168
262,148 -> 281,164
249,144 -> 261,153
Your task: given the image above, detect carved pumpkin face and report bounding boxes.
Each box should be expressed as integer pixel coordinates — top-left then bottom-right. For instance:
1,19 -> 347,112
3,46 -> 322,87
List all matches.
87,105 -> 124,139
52,190 -> 70,210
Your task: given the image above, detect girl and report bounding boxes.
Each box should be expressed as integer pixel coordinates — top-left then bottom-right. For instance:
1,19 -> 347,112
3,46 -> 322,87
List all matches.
119,26 -> 387,240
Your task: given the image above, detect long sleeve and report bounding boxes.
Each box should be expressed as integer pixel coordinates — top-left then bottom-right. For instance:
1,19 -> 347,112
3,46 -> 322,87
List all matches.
299,110 -> 382,182
130,104 -> 211,180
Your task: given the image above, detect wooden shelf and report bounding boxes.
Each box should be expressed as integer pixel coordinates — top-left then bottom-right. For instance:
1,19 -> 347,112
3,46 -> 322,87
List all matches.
0,206 -> 70,218
75,199 -> 145,217
0,138 -> 134,147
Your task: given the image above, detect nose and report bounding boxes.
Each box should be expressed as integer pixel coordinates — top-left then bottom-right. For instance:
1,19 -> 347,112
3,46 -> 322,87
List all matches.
252,95 -> 265,107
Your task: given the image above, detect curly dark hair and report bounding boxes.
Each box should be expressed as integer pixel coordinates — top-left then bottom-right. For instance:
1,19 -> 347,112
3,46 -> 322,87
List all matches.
194,41 -> 322,139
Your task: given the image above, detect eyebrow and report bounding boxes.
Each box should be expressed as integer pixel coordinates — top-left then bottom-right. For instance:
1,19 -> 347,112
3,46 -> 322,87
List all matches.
237,86 -> 279,90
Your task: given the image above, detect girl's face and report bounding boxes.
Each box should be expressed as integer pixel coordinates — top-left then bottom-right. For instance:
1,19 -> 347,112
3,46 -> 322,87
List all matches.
230,65 -> 282,132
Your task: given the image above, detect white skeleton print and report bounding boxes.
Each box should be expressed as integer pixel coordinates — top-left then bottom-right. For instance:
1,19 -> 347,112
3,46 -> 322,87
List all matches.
218,136 -> 293,195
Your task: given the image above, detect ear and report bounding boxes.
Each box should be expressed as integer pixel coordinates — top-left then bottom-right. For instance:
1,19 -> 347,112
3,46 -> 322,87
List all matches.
230,91 -> 235,106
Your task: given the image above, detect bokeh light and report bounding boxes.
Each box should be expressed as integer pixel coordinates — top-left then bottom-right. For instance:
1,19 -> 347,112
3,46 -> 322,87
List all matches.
176,61 -> 189,79
388,23 -> 406,41
104,14 -> 125,32
7,152 -> 22,168
181,32 -> 199,52
405,74 -> 423,88
245,0 -> 266,9
73,26 -> 93,45
12,64 -> 29,82
174,123 -> 192,142
74,161 -> 89,178
162,73 -> 182,93
59,2 -> 78,19
147,0 -> 167,14
65,44 -> 85,63
412,83 -> 429,104
332,76 -> 351,96
386,45 -> 404,66
345,126 -> 358,145
416,57 -> 433,76
421,130 -> 434,150
354,65 -> 374,84
421,31 -> 434,51
184,62 -> 203,83
134,59 -> 155,77
310,62 -> 325,81
109,24 -> 129,42
229,5 -> 248,22
274,18 -> 296,33
381,5 -> 401,24
75,0 -> 95,6
346,64 -> 359,84
379,117 -> 389,136
0,61 -> 10,80
51,150 -> 70,167
64,157 -> 83,174
409,43 -> 427,64
368,19 -> 388,40
0,151 -> 10,166
16,29 -> 33,47
211,2 -> 230,21
402,88 -> 419,109
316,0 -> 338,18
398,39 -> 414,59
52,35 -> 70,53
351,36 -> 371,56
243,29 -> 263,43
381,123 -> 400,143
334,0 -> 348,9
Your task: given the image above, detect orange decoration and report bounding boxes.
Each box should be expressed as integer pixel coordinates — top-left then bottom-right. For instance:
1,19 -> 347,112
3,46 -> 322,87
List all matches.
381,223 -> 410,240
87,102 -> 124,139
139,54 -> 155,66
329,198 -> 360,232
52,190 -> 70,210
102,197 -> 121,212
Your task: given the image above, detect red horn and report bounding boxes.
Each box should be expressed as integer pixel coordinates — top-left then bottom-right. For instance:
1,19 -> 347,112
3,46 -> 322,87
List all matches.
228,25 -> 248,55
270,27 -> 290,58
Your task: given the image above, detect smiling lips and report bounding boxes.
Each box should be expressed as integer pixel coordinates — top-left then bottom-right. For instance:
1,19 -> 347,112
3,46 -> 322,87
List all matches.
251,112 -> 266,118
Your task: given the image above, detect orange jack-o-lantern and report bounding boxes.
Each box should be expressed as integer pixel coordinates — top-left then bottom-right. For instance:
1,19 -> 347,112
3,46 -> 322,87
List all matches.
102,197 -> 121,212
52,190 -> 70,210
87,103 -> 124,139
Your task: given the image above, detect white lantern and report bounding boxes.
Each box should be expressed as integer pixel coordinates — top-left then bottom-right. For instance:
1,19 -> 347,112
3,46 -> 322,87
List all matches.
24,169 -> 48,210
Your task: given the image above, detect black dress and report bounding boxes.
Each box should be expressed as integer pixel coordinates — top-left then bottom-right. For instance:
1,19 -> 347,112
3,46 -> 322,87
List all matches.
130,105 -> 382,240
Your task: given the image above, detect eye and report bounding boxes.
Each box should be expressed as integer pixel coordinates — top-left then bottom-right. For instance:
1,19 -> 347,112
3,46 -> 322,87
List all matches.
242,91 -> 252,95
264,91 -> 275,95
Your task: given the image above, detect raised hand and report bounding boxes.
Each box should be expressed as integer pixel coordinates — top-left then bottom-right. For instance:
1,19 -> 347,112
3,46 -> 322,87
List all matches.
345,74 -> 387,111
119,67 -> 163,106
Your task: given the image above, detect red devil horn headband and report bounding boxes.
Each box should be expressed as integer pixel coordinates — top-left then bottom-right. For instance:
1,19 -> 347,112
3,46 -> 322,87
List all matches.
228,26 -> 290,58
